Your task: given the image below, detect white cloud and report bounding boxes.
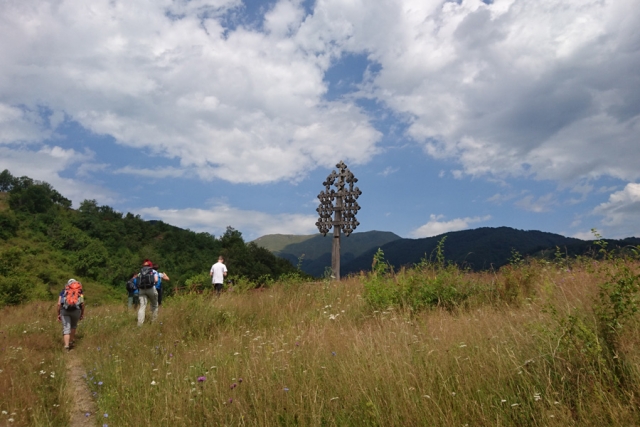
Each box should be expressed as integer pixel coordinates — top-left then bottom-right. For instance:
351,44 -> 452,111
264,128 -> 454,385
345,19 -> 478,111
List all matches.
301,0 -> 640,185
379,166 -> 398,177
0,104 -> 52,144
592,183 -> 640,237
136,204 -> 318,239
0,146 -> 116,206
113,166 -> 186,179
0,0 -> 381,184
514,193 -> 555,213
410,213 -> 491,238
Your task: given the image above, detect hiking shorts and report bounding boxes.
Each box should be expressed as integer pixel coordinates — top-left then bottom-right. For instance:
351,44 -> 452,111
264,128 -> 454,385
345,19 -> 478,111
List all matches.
60,308 -> 81,335
214,283 -> 224,293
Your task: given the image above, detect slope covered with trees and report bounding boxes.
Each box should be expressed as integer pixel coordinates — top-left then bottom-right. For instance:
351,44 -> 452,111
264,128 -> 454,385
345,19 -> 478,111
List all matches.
0,170 -> 299,306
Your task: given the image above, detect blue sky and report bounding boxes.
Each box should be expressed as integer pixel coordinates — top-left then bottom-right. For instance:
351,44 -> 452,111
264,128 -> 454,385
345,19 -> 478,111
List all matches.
1,0 -> 639,241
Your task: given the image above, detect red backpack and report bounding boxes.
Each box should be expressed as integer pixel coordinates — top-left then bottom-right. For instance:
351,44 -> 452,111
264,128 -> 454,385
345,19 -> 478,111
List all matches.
63,281 -> 83,310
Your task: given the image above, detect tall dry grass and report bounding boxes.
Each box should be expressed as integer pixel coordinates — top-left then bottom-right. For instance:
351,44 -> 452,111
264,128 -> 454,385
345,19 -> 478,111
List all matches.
2,257 -> 640,426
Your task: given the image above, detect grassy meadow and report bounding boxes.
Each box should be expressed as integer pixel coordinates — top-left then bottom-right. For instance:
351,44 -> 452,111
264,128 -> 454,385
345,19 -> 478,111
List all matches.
2,252 -> 640,426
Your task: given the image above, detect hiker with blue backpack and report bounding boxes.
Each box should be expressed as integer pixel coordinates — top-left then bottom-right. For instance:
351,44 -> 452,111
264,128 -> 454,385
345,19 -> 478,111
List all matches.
57,279 -> 85,351
152,263 -> 170,308
137,259 -> 159,326
126,272 -> 140,310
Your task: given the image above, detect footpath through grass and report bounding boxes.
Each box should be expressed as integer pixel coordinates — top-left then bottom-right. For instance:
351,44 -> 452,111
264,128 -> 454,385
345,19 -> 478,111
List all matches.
2,258 -> 640,426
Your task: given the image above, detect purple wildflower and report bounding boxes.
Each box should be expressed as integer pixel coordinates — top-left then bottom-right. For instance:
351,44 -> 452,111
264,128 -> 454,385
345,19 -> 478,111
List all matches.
229,398 -> 233,403
85,413 -> 90,417
238,378 -> 243,383
197,376 -> 206,382
284,387 -> 289,392
98,381 -> 103,386
103,413 -> 108,418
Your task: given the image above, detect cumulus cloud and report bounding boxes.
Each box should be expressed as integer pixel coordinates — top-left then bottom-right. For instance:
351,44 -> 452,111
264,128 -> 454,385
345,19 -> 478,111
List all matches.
592,183 -> 640,238
0,104 -> 52,144
0,0 -> 380,184
0,145 -> 116,206
301,0 -> 640,185
136,204 -> 318,238
410,213 -> 491,238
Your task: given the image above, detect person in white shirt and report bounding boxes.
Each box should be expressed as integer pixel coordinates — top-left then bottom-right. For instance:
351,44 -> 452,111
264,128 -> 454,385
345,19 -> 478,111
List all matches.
210,256 -> 228,295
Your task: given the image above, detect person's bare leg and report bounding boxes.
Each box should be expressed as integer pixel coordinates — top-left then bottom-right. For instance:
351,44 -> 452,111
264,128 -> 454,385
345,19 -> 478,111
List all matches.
63,334 -> 70,348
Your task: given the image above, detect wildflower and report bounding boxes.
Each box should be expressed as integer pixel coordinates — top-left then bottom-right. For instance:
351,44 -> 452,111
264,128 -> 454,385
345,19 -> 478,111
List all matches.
2,411 -> 7,415
238,378 -> 243,383
50,372 -> 55,378
501,399 -> 507,403
104,424 -> 108,427
151,381 -> 157,386
197,376 -> 206,382
85,413 -> 90,417
284,387 -> 289,392
169,354 -> 173,357
8,418 -> 14,423
104,413 -> 109,418
451,392 -> 456,396
229,398 -> 233,403
230,383 -> 237,389
332,351 -> 336,356
98,382 -> 103,386
40,370 -> 46,375
234,352 -> 240,355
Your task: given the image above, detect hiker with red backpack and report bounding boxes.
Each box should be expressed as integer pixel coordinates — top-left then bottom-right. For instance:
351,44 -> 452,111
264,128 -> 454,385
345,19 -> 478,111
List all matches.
137,259 -> 159,326
57,279 -> 85,351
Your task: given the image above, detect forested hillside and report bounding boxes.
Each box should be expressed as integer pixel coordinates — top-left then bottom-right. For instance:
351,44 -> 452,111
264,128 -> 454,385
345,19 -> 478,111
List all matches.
342,226 -> 640,274
0,170 -> 299,306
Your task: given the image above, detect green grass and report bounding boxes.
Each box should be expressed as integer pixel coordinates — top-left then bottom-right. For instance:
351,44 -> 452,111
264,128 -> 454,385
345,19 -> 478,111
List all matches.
2,258 -> 640,426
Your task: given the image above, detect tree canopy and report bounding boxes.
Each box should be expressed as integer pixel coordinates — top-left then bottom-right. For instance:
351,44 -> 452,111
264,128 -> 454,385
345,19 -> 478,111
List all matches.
0,169 -> 302,306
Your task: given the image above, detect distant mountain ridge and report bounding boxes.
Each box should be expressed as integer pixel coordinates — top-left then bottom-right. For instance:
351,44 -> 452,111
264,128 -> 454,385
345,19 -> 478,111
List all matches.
255,227 -> 640,277
252,231 -> 402,277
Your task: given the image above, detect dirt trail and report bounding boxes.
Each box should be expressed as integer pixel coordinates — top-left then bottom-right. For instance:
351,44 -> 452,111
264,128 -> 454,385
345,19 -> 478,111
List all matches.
66,351 -> 98,426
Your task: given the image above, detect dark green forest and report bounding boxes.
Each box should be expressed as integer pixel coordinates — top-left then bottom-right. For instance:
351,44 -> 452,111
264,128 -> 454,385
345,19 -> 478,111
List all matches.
0,170 -> 300,307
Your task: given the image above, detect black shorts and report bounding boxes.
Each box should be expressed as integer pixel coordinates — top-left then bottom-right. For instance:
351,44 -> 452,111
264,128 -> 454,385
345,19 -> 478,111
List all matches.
214,283 -> 224,292
157,288 -> 163,305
